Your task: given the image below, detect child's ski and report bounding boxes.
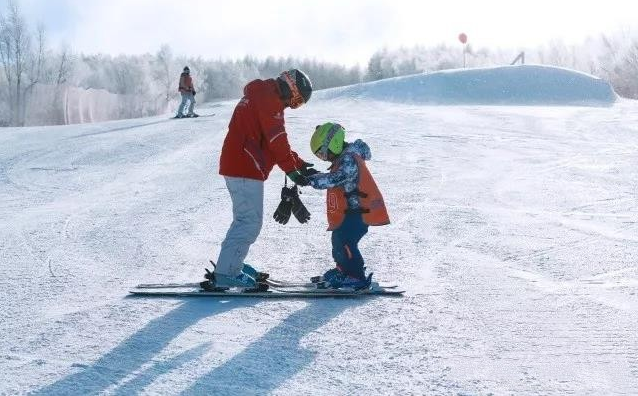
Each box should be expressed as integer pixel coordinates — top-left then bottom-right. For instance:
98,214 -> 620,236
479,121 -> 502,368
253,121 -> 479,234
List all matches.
267,279 -> 399,289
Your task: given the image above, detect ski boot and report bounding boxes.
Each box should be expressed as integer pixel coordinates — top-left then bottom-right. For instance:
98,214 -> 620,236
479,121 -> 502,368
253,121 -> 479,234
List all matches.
200,269 -> 268,292
173,114 -> 184,119
206,260 -> 269,282
242,263 -> 270,282
310,267 -> 341,284
317,268 -> 373,291
186,113 -> 199,118
338,273 -> 373,290
215,272 -> 256,288
311,267 -> 368,285
199,268 -> 228,291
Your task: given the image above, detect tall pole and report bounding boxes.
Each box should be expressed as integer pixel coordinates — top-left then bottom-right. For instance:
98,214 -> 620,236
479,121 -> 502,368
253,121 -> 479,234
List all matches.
463,45 -> 466,68
458,33 -> 468,68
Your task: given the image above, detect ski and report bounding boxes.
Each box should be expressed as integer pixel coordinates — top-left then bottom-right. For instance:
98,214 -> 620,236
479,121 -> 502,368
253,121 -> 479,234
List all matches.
171,113 -> 214,120
130,287 -> 403,298
135,280 -> 398,290
266,279 -> 399,289
134,261 -> 400,291
273,285 -> 403,296
135,282 -> 202,289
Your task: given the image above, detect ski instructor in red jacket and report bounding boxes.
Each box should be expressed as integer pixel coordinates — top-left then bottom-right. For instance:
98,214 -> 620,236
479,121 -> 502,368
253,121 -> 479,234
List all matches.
205,69 -> 315,290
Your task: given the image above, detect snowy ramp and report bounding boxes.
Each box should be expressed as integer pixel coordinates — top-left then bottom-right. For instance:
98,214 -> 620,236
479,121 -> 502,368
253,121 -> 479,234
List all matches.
315,65 -> 617,106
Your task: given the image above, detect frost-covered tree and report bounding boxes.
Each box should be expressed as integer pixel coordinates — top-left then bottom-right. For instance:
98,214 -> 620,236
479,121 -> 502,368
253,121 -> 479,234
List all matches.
152,44 -> 176,106
0,0 -> 46,126
594,32 -> 638,98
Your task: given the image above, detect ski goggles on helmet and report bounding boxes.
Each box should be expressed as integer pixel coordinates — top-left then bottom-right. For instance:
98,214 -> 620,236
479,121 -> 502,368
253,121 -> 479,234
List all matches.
314,147 -> 329,161
281,71 -> 305,109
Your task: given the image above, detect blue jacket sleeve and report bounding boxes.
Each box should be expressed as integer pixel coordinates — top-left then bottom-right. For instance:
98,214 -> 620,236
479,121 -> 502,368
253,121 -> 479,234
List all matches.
309,154 -> 358,190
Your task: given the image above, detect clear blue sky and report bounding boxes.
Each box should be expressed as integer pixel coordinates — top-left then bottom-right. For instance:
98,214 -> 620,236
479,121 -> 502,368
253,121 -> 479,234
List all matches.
3,0 -> 637,66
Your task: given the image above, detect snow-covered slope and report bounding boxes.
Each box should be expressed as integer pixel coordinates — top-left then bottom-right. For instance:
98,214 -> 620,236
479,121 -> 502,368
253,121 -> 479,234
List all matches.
317,65 -> 617,106
1,71 -> 637,395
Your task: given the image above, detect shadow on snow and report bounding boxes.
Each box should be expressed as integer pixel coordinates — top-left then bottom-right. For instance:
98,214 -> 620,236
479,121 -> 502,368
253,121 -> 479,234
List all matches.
32,298 -> 256,395
33,297 -> 366,395
181,298 -> 366,395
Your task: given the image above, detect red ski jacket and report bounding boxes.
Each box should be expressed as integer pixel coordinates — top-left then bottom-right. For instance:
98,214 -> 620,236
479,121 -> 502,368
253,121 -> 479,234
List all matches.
178,73 -> 193,93
219,79 -> 304,180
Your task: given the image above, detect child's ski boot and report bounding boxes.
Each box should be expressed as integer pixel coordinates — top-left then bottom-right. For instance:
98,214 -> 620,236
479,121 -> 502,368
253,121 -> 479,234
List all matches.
315,267 -> 373,291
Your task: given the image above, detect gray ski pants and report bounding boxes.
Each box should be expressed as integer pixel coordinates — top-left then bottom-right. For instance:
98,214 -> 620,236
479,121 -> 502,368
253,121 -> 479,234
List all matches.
215,176 -> 264,276
178,92 -> 196,115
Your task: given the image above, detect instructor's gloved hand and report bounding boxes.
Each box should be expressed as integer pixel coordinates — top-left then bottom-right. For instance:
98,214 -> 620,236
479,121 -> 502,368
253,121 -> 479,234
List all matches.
273,186 -> 294,224
192,90 -> 196,96
286,170 -> 310,186
300,161 -> 319,177
289,185 -> 311,224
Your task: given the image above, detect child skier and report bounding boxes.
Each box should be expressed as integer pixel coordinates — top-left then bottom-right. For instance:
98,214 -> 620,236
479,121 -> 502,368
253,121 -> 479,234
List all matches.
308,122 -> 390,290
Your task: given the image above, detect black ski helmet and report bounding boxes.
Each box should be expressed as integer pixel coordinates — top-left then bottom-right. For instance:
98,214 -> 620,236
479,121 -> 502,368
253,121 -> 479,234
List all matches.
277,69 -> 312,108
183,66 -> 190,73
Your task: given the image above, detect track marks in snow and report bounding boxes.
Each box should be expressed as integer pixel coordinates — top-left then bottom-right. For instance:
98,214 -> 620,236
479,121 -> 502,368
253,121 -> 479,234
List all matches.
2,100 -> 638,394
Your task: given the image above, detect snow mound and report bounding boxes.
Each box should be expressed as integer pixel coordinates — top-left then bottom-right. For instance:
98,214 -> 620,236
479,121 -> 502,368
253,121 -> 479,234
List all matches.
315,65 -> 617,106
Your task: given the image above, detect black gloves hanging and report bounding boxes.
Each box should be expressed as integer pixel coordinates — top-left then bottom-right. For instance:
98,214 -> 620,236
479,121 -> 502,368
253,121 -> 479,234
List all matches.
290,185 -> 310,223
273,179 -> 311,225
273,185 -> 294,224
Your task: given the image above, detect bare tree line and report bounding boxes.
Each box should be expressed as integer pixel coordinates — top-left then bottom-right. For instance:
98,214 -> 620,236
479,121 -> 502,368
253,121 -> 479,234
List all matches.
0,2 -> 363,126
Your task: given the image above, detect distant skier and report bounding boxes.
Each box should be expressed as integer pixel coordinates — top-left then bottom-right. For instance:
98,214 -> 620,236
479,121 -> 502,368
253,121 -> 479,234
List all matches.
203,69 -> 316,290
175,66 -> 199,118
307,122 -> 390,289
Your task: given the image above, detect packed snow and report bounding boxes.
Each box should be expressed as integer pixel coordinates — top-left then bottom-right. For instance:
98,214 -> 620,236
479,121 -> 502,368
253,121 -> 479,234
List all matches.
1,66 -> 637,395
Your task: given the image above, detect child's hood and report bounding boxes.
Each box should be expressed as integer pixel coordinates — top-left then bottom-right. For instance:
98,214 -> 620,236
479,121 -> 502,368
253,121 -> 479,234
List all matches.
343,139 -> 371,161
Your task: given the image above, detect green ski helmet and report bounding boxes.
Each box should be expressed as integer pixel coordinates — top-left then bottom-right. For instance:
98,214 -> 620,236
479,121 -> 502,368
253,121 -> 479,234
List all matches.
311,122 -> 345,160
